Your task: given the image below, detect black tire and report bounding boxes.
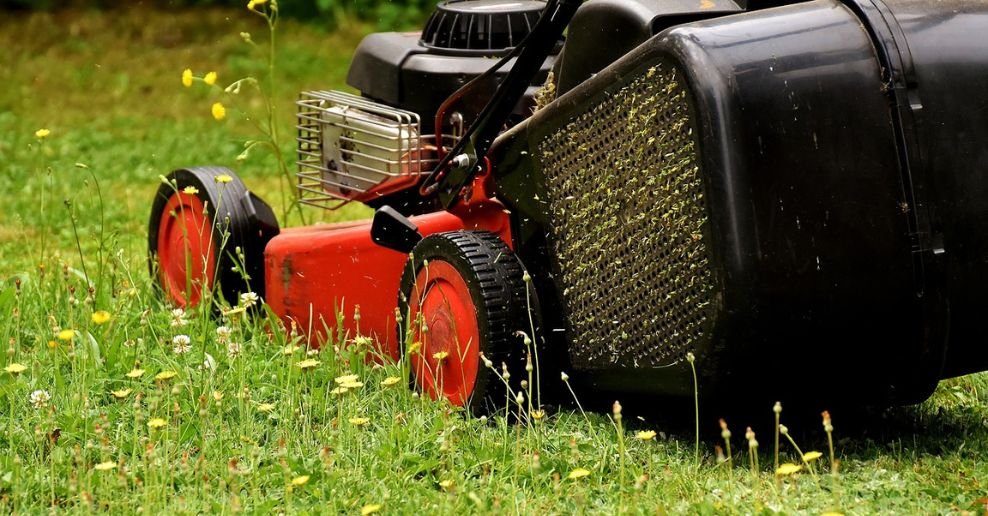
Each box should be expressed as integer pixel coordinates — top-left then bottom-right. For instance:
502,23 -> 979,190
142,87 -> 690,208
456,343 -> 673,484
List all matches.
397,231 -> 532,416
148,166 -> 279,308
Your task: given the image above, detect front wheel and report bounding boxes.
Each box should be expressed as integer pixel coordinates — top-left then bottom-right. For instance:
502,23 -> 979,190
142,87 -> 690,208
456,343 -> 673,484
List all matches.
147,166 -> 278,308
398,231 -> 532,416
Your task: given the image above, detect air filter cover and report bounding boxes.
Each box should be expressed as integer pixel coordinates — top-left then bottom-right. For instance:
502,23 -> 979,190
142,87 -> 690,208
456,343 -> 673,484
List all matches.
421,0 -> 546,53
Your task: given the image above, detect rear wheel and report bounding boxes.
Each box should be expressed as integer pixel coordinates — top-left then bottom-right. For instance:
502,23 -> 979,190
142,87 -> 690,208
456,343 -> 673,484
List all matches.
398,231 -> 531,415
148,167 -> 278,308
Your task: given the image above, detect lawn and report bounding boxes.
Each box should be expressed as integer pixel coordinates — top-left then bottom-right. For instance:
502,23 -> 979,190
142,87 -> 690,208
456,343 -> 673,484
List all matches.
0,5 -> 986,514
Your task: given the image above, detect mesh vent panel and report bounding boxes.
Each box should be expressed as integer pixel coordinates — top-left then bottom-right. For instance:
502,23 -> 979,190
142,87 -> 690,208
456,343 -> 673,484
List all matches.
538,64 -> 713,368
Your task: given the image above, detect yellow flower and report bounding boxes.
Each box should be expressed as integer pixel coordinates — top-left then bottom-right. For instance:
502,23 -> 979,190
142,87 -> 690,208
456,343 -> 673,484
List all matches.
111,388 -> 132,399
291,475 -> 310,487
438,479 -> 453,490
154,370 -> 177,381
126,368 -> 145,378
340,381 -> 364,389
775,463 -> 803,476
212,391 -> 225,401
35,128 -> 51,139
530,410 -> 546,421
360,504 -> 381,516
820,512 -> 844,516
432,351 -> 449,361
247,0 -> 268,9
258,402 -> 275,413
91,311 -> 111,325
182,68 -> 193,87
636,430 -> 657,441
182,186 -> 199,195
47,340 -> 57,349
203,71 -> 218,85
297,358 -> 321,370
407,341 -> 422,354
330,387 -> 349,395
148,418 -> 168,429
380,376 -> 401,387
349,417 -> 369,426
211,102 -> 226,121
567,468 -> 591,480
4,363 -> 27,375
215,174 -> 233,184
57,329 -> 76,341
283,345 -> 301,355
334,374 -> 359,384
803,451 -> 823,462
94,461 -> 117,471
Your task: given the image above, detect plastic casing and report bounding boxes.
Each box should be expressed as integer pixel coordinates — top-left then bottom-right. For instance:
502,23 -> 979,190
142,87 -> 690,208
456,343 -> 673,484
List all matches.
492,0 -> 988,405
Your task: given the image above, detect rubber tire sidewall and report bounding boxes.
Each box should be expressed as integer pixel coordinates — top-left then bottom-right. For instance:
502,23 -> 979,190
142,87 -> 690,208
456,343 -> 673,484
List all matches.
398,231 -> 529,417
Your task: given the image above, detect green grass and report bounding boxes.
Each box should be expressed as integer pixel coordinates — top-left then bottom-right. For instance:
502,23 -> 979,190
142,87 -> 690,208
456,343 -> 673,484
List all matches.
1,6 -> 987,514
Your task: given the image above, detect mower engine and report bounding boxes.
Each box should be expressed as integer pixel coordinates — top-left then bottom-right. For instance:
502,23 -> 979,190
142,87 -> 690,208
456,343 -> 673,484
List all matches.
148,0 -> 988,415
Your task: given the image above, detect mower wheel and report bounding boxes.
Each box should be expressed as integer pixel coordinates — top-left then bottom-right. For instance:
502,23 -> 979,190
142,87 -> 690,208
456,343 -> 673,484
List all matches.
398,231 -> 531,416
148,167 -> 279,309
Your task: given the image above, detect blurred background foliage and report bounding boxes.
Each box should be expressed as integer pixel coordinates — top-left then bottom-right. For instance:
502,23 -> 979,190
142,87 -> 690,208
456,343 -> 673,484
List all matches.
0,0 -> 432,30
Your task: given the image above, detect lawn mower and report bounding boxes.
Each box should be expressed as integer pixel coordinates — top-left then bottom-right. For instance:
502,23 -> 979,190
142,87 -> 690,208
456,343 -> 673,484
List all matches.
149,0 -> 988,415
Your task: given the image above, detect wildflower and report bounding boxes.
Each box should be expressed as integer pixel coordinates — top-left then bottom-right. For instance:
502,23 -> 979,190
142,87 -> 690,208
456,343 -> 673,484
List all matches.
258,402 -> 275,413
636,430 -> 657,441
57,329 -> 75,341
216,326 -> 232,342
215,174 -> 234,184
291,475 -> 310,487
91,310 -> 111,325
227,342 -> 242,358
94,461 -> 117,471
340,381 -> 363,389
35,128 -> 53,139
531,410 -> 546,421
47,340 -> 57,349
29,389 -> 50,408
182,68 -> 193,87
154,370 -> 178,381
803,451 -> 823,462
240,291 -> 259,307
148,418 -> 168,429
361,505 -> 382,516
567,468 -> 591,480
172,334 -> 192,354
239,32 -> 253,43
203,71 -> 218,85
182,186 -> 199,195
686,351 -> 695,364
297,358 -> 320,370
335,374 -> 359,384
126,368 -> 145,378
776,463 -> 802,476
330,387 -> 349,395
211,103 -> 226,121
438,479 -> 454,490
560,371 -> 570,382
407,341 -> 422,354
213,391 -> 224,401
349,417 -> 369,426
432,351 -> 449,361
5,363 -> 27,375
111,388 -> 132,399
282,345 -> 301,356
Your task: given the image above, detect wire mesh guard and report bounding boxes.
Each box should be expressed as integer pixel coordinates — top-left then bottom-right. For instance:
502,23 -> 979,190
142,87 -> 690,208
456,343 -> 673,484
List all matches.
296,90 -> 429,207
538,63 -> 714,368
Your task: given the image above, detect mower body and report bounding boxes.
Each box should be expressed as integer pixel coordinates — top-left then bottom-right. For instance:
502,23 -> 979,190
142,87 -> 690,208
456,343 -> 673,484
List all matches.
153,0 -> 988,409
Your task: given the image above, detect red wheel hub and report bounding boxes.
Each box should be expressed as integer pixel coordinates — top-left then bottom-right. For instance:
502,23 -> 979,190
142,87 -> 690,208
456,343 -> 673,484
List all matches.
407,261 -> 481,406
156,192 -> 216,307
